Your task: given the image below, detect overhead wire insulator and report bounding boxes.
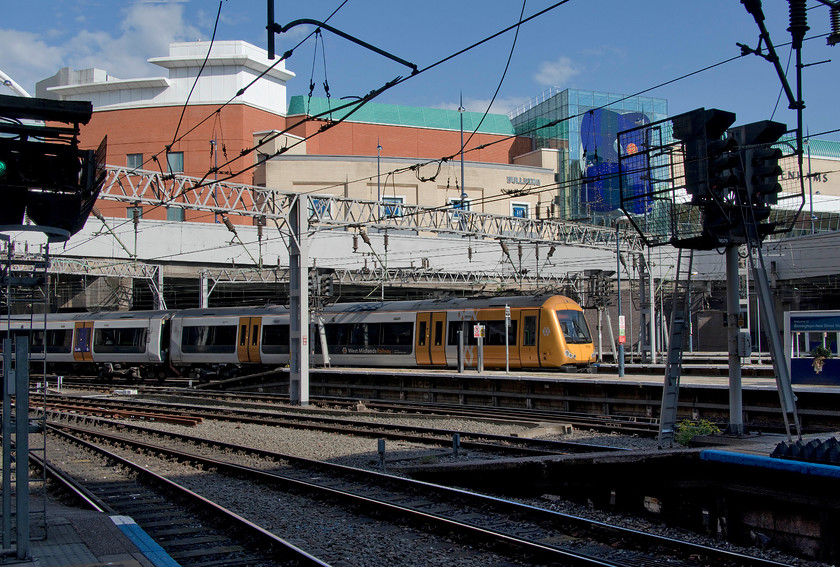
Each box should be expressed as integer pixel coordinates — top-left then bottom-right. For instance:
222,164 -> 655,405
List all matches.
499,240 -> 509,255
360,228 -> 371,245
829,7 -> 840,46
222,216 -> 237,235
352,234 -> 358,252
468,246 -> 473,262
788,0 -> 809,49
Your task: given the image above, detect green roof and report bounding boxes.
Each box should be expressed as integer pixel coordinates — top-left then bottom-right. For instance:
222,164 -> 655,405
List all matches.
288,95 -> 515,136
806,138 -> 840,160
779,135 -> 840,159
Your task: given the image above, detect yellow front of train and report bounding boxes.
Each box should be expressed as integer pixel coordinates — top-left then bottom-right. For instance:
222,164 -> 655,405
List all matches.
539,295 -> 596,370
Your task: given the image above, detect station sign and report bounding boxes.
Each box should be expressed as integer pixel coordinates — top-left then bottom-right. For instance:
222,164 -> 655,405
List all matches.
618,315 -> 626,344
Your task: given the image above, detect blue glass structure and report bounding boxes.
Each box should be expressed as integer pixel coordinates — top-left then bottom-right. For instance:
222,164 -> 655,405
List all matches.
509,88 -> 668,224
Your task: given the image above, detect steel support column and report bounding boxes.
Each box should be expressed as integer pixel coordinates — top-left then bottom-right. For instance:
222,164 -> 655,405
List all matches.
289,197 -> 309,405
726,246 -> 744,435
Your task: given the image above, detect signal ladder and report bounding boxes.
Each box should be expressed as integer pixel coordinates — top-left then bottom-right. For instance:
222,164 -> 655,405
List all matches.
658,248 -> 694,448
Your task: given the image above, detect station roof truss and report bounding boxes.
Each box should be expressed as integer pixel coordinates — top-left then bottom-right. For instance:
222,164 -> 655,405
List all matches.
100,166 -> 645,252
6,254 -> 160,280
202,265 -> 584,292
29,253 -> 588,292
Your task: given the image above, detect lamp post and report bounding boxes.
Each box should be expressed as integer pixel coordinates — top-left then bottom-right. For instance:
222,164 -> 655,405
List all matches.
211,139 -> 218,223
459,93 -> 466,206
616,224 -> 625,377
377,139 -> 382,220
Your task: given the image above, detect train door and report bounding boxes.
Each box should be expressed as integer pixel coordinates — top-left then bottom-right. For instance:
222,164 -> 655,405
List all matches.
415,313 -> 431,365
430,312 -> 447,366
73,322 -> 94,362
237,317 -> 262,363
519,310 -> 540,368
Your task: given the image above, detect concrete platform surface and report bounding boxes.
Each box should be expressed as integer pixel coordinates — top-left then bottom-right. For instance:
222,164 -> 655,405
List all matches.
4,498 -> 171,567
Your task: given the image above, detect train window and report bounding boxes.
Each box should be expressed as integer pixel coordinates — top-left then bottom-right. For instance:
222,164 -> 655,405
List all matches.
448,320 -> 517,346
325,324 -> 349,347
252,324 -> 259,347
556,310 -> 592,344
417,321 -> 427,346
448,321 -> 472,345
350,323 -> 377,346
181,325 -> 237,353
485,320 -> 517,346
380,322 -> 412,346
94,327 -> 148,354
434,321 -> 443,346
262,324 -> 290,354
31,330 -> 45,353
47,329 -> 73,353
523,316 -> 537,346
239,325 -> 248,346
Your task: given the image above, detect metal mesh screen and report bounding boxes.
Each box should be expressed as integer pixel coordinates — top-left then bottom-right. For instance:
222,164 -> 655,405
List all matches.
618,114 -> 804,249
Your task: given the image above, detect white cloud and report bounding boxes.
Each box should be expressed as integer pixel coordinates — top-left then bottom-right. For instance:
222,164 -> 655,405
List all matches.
433,96 -> 531,116
533,56 -> 581,87
0,29 -> 65,96
1,3 -> 201,96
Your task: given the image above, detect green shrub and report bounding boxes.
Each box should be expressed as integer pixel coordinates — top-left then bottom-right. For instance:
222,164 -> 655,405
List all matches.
811,345 -> 832,359
675,419 -> 721,446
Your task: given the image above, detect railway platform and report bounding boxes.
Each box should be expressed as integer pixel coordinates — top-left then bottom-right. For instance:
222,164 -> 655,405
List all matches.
9,497 -> 170,567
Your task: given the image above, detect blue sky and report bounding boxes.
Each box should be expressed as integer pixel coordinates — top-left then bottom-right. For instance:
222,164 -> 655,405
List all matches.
3,0 -> 839,140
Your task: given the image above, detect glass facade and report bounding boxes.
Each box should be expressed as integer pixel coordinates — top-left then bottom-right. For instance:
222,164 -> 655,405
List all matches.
510,88 -> 668,225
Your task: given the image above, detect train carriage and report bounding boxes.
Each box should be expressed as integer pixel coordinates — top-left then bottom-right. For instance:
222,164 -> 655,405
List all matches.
0,294 -> 594,380
0,310 -> 174,378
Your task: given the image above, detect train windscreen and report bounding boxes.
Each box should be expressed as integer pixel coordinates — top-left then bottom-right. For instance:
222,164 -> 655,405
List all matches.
555,310 -> 592,344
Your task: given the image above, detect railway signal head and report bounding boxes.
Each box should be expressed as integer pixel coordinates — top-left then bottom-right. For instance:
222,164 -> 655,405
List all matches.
730,120 -> 787,221
671,108 -> 737,199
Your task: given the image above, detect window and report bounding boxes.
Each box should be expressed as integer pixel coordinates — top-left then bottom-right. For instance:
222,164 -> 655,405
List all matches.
166,207 -> 185,222
447,320 -> 517,346
181,325 -> 237,353
556,310 -> 592,344
380,322 -> 413,346
166,151 -> 184,174
434,320 -> 444,346
417,321 -> 427,346
127,206 -> 143,220
94,327 -> 148,354
523,316 -> 537,347
262,324 -> 290,354
511,203 -> 529,219
383,196 -> 404,218
127,153 -> 143,170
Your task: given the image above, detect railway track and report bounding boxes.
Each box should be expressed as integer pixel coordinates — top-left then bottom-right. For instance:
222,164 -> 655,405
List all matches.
40,428 -> 327,567
43,416 -> 791,567
46,383 -> 665,436
38,393 -> 640,457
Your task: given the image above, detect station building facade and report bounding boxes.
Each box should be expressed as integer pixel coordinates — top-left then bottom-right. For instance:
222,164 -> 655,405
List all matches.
37,40 -> 551,225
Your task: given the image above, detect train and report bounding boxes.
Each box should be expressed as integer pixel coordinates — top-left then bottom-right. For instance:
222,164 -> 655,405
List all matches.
0,294 -> 595,382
